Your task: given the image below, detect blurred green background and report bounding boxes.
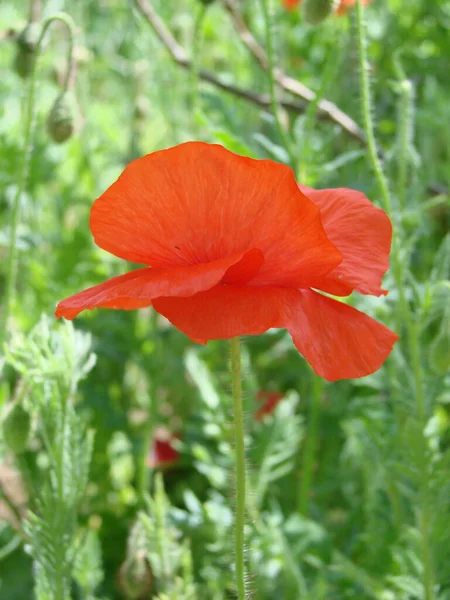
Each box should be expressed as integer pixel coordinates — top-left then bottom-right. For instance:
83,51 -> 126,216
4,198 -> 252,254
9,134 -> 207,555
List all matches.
0,0 -> 449,599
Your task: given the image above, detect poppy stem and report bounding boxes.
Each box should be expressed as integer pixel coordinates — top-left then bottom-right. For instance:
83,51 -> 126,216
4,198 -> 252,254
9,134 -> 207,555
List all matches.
230,336 -> 247,599
0,13 -> 76,349
355,2 -> 433,599
298,375 -> 323,516
259,0 -> 296,171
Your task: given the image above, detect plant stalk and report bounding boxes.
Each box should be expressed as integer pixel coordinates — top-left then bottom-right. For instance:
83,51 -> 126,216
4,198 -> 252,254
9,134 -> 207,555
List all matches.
298,376 -> 323,515
0,13 -> 76,349
230,337 -> 247,599
355,2 -> 433,598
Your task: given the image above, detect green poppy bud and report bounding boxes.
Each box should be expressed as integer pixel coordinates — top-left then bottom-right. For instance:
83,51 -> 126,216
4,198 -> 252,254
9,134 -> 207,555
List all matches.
134,95 -> 151,121
302,0 -> 339,25
2,402 -> 31,454
46,92 -> 79,144
13,22 -> 40,79
118,555 -> 152,599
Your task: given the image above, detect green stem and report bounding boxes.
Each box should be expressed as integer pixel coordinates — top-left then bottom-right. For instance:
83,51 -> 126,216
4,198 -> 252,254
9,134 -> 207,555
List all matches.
137,418 -> 154,505
298,375 -> 322,516
190,4 -> 207,131
355,2 -> 433,598
0,13 -> 76,349
393,53 -> 414,210
259,0 -> 296,170
230,337 -> 247,600
355,0 -> 425,421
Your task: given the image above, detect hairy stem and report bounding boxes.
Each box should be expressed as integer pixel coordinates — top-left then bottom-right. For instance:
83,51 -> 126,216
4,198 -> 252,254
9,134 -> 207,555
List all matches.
259,0 -> 296,169
355,0 -> 425,421
230,337 -> 247,599
298,376 -> 323,516
355,2 -> 433,598
0,13 -> 76,348
137,417 -> 153,505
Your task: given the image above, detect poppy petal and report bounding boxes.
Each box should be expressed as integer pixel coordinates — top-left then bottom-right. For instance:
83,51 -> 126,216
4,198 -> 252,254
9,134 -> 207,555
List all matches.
286,290 -> 399,381
90,142 -> 341,289
300,186 -> 392,296
55,249 -> 262,320
153,286 -> 398,381
221,248 -> 264,285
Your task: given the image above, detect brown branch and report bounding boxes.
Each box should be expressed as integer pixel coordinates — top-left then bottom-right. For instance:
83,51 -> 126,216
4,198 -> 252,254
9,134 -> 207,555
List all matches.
29,0 -> 42,23
132,0 -> 340,126
133,0 -> 446,197
222,0 -> 365,144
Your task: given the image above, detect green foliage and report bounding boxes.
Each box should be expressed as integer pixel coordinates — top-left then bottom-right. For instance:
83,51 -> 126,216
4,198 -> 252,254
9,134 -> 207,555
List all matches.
0,0 -> 449,598
2,317 -> 96,599
2,401 -> 31,453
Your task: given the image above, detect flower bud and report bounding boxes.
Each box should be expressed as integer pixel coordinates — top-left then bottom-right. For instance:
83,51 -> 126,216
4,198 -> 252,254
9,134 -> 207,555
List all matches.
118,554 -> 152,599
134,96 -> 151,121
302,0 -> 339,25
13,22 -> 40,79
2,402 -> 31,454
46,92 -> 79,144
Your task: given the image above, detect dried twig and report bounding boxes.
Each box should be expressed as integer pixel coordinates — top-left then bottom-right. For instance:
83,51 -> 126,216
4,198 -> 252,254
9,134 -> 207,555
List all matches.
222,0 -> 365,143
132,0 -> 357,133
133,0 -> 446,197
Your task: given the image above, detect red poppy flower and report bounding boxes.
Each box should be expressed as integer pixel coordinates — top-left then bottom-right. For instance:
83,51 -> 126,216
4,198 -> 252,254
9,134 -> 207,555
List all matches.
56,142 -> 398,382
281,0 -> 372,14
282,0 -> 301,9
255,391 -> 284,421
147,430 -> 180,469
336,0 -> 371,14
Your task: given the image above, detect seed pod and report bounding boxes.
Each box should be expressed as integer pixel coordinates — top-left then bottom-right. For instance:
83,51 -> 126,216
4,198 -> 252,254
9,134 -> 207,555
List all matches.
302,0 -> 339,25
2,402 -> 31,454
13,22 -> 40,79
46,92 -> 79,144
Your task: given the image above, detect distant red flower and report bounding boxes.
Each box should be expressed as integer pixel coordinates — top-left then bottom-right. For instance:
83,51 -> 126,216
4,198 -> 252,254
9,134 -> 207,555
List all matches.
281,0 -> 372,14
147,430 -> 180,469
56,142 -> 398,382
282,0 -> 301,9
255,391 -> 284,421
336,0 -> 372,14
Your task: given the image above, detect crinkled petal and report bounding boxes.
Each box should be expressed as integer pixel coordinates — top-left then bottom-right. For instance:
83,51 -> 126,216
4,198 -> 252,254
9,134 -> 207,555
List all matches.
153,286 -> 398,381
91,142 -> 341,288
55,249 -> 262,320
300,186 -> 392,296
